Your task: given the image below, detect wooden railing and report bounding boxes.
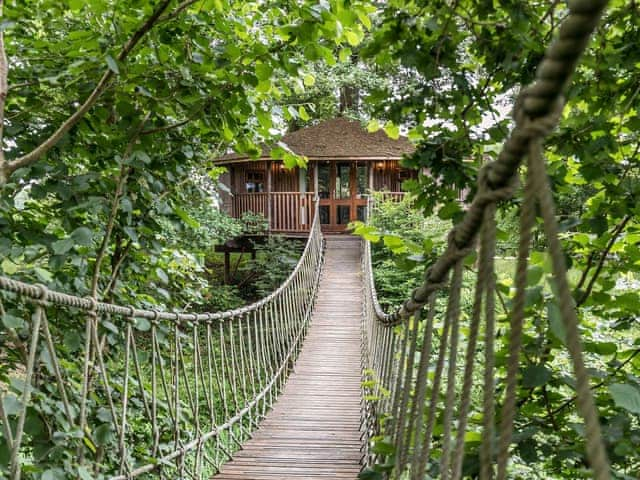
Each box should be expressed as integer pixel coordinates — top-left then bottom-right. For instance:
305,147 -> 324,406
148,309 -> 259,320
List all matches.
375,191 -> 406,203
233,192 -> 268,217
233,192 -> 316,233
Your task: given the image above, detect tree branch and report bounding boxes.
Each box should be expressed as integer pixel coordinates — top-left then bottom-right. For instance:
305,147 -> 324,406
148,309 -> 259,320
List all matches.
0,0 -> 8,167
140,118 -> 190,135
159,0 -> 199,23
577,214 -> 631,306
524,347 -> 640,428
0,0 -> 173,184
90,112 -> 150,298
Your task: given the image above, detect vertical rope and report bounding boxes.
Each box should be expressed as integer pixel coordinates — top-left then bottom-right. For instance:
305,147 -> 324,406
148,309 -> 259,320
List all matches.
10,289 -> 45,480
394,310 -> 420,472
451,202 -> 497,480
481,204 -> 498,480
528,139 -> 611,480
407,294 -> 437,480
496,151 -> 538,480
413,267 -> 454,477
440,261 -> 464,480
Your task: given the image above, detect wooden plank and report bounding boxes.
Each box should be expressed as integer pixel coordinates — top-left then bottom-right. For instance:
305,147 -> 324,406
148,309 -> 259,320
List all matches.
215,237 -> 363,480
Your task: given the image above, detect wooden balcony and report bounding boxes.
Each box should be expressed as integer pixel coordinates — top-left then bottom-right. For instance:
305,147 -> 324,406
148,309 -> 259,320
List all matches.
231,191 -> 407,234
232,192 -> 317,233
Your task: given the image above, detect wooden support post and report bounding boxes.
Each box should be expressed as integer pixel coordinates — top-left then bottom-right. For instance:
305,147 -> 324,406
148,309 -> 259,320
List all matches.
266,161 -> 272,232
224,252 -> 231,284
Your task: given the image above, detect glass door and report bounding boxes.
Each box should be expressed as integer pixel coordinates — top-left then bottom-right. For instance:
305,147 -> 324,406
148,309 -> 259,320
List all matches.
334,162 -> 352,227
315,161 -> 369,232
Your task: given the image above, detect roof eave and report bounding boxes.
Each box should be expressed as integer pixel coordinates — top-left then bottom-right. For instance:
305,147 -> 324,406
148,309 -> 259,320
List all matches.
213,154 -> 410,165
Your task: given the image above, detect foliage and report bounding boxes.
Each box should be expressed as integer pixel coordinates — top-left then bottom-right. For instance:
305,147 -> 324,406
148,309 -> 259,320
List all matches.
0,0 -> 373,477
353,194 -> 451,310
240,236 -> 304,300
357,2 -> 640,476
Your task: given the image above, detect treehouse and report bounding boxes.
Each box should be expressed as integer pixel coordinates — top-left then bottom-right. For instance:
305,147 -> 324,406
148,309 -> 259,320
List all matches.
215,117 -> 416,234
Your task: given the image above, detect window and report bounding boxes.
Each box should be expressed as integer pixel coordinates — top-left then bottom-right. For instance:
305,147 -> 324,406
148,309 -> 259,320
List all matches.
245,171 -> 264,193
356,164 -> 367,197
398,169 -> 412,181
335,162 -> 351,199
337,205 -> 351,224
319,205 -> 330,224
318,163 -> 330,199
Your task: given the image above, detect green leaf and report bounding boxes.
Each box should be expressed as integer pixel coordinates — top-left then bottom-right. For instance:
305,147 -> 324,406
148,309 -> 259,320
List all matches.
345,30 -> 361,46
303,74 -> 315,87
298,105 -> 310,121
383,122 -> 400,140
64,330 -> 82,352
135,317 -> 151,332
156,267 -> 169,284
255,62 -> 273,81
371,440 -> 395,456
3,313 -> 24,329
123,226 -> 139,243
71,227 -> 93,246
174,206 -> 200,228
77,466 -> 94,480
339,47 -> 352,63
106,55 -> 120,75
93,424 -> 114,446
609,383 -> 640,415
34,267 -> 53,283
358,469 -> 383,480
526,265 -> 544,286
3,394 -> 21,416
367,119 -> 381,133
522,365 -> 551,388
1,258 -> 18,274
584,341 -> 617,355
68,0 -> 84,11
42,469 -> 66,480
547,301 -> 566,345
464,431 -> 482,443
52,237 -> 75,255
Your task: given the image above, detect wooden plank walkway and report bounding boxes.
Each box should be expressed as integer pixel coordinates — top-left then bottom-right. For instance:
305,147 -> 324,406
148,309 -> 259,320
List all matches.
215,236 -> 363,480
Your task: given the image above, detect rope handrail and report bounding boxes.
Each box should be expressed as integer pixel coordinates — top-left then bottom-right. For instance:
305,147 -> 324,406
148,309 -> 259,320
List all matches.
374,0 -> 608,325
0,199 -> 321,323
0,200 -> 324,479
361,1 -> 612,479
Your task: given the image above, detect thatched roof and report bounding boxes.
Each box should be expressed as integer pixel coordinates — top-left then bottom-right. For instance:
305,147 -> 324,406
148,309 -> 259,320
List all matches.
215,117 -> 415,164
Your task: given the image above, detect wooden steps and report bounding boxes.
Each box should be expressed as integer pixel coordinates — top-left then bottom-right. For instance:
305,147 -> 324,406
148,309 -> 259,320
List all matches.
215,236 -> 363,480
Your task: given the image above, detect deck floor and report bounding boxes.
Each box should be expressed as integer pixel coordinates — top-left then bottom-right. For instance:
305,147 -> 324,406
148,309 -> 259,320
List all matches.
215,236 -> 363,480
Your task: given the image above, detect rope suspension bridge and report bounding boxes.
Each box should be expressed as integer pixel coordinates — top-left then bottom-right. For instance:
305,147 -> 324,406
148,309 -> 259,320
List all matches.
0,1 -> 614,479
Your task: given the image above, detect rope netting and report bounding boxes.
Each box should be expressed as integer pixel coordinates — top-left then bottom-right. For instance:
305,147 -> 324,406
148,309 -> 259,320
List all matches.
0,204 -> 323,479
362,1 -> 612,479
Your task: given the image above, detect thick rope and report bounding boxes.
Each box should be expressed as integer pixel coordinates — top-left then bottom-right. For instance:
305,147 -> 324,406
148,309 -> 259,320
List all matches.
495,149 -> 538,480
362,3 -> 611,479
451,196 -> 496,480
480,202 -> 498,480
1,204 -> 324,479
377,0 -> 609,326
439,261 -> 464,480
528,139 -> 610,480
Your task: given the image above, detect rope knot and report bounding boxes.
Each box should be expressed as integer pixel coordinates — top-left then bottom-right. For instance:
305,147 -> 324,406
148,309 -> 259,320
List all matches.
84,295 -> 98,316
447,230 -> 475,261
151,309 -> 160,326
34,283 -> 49,306
477,163 -> 519,203
423,267 -> 447,292
513,88 -> 564,140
